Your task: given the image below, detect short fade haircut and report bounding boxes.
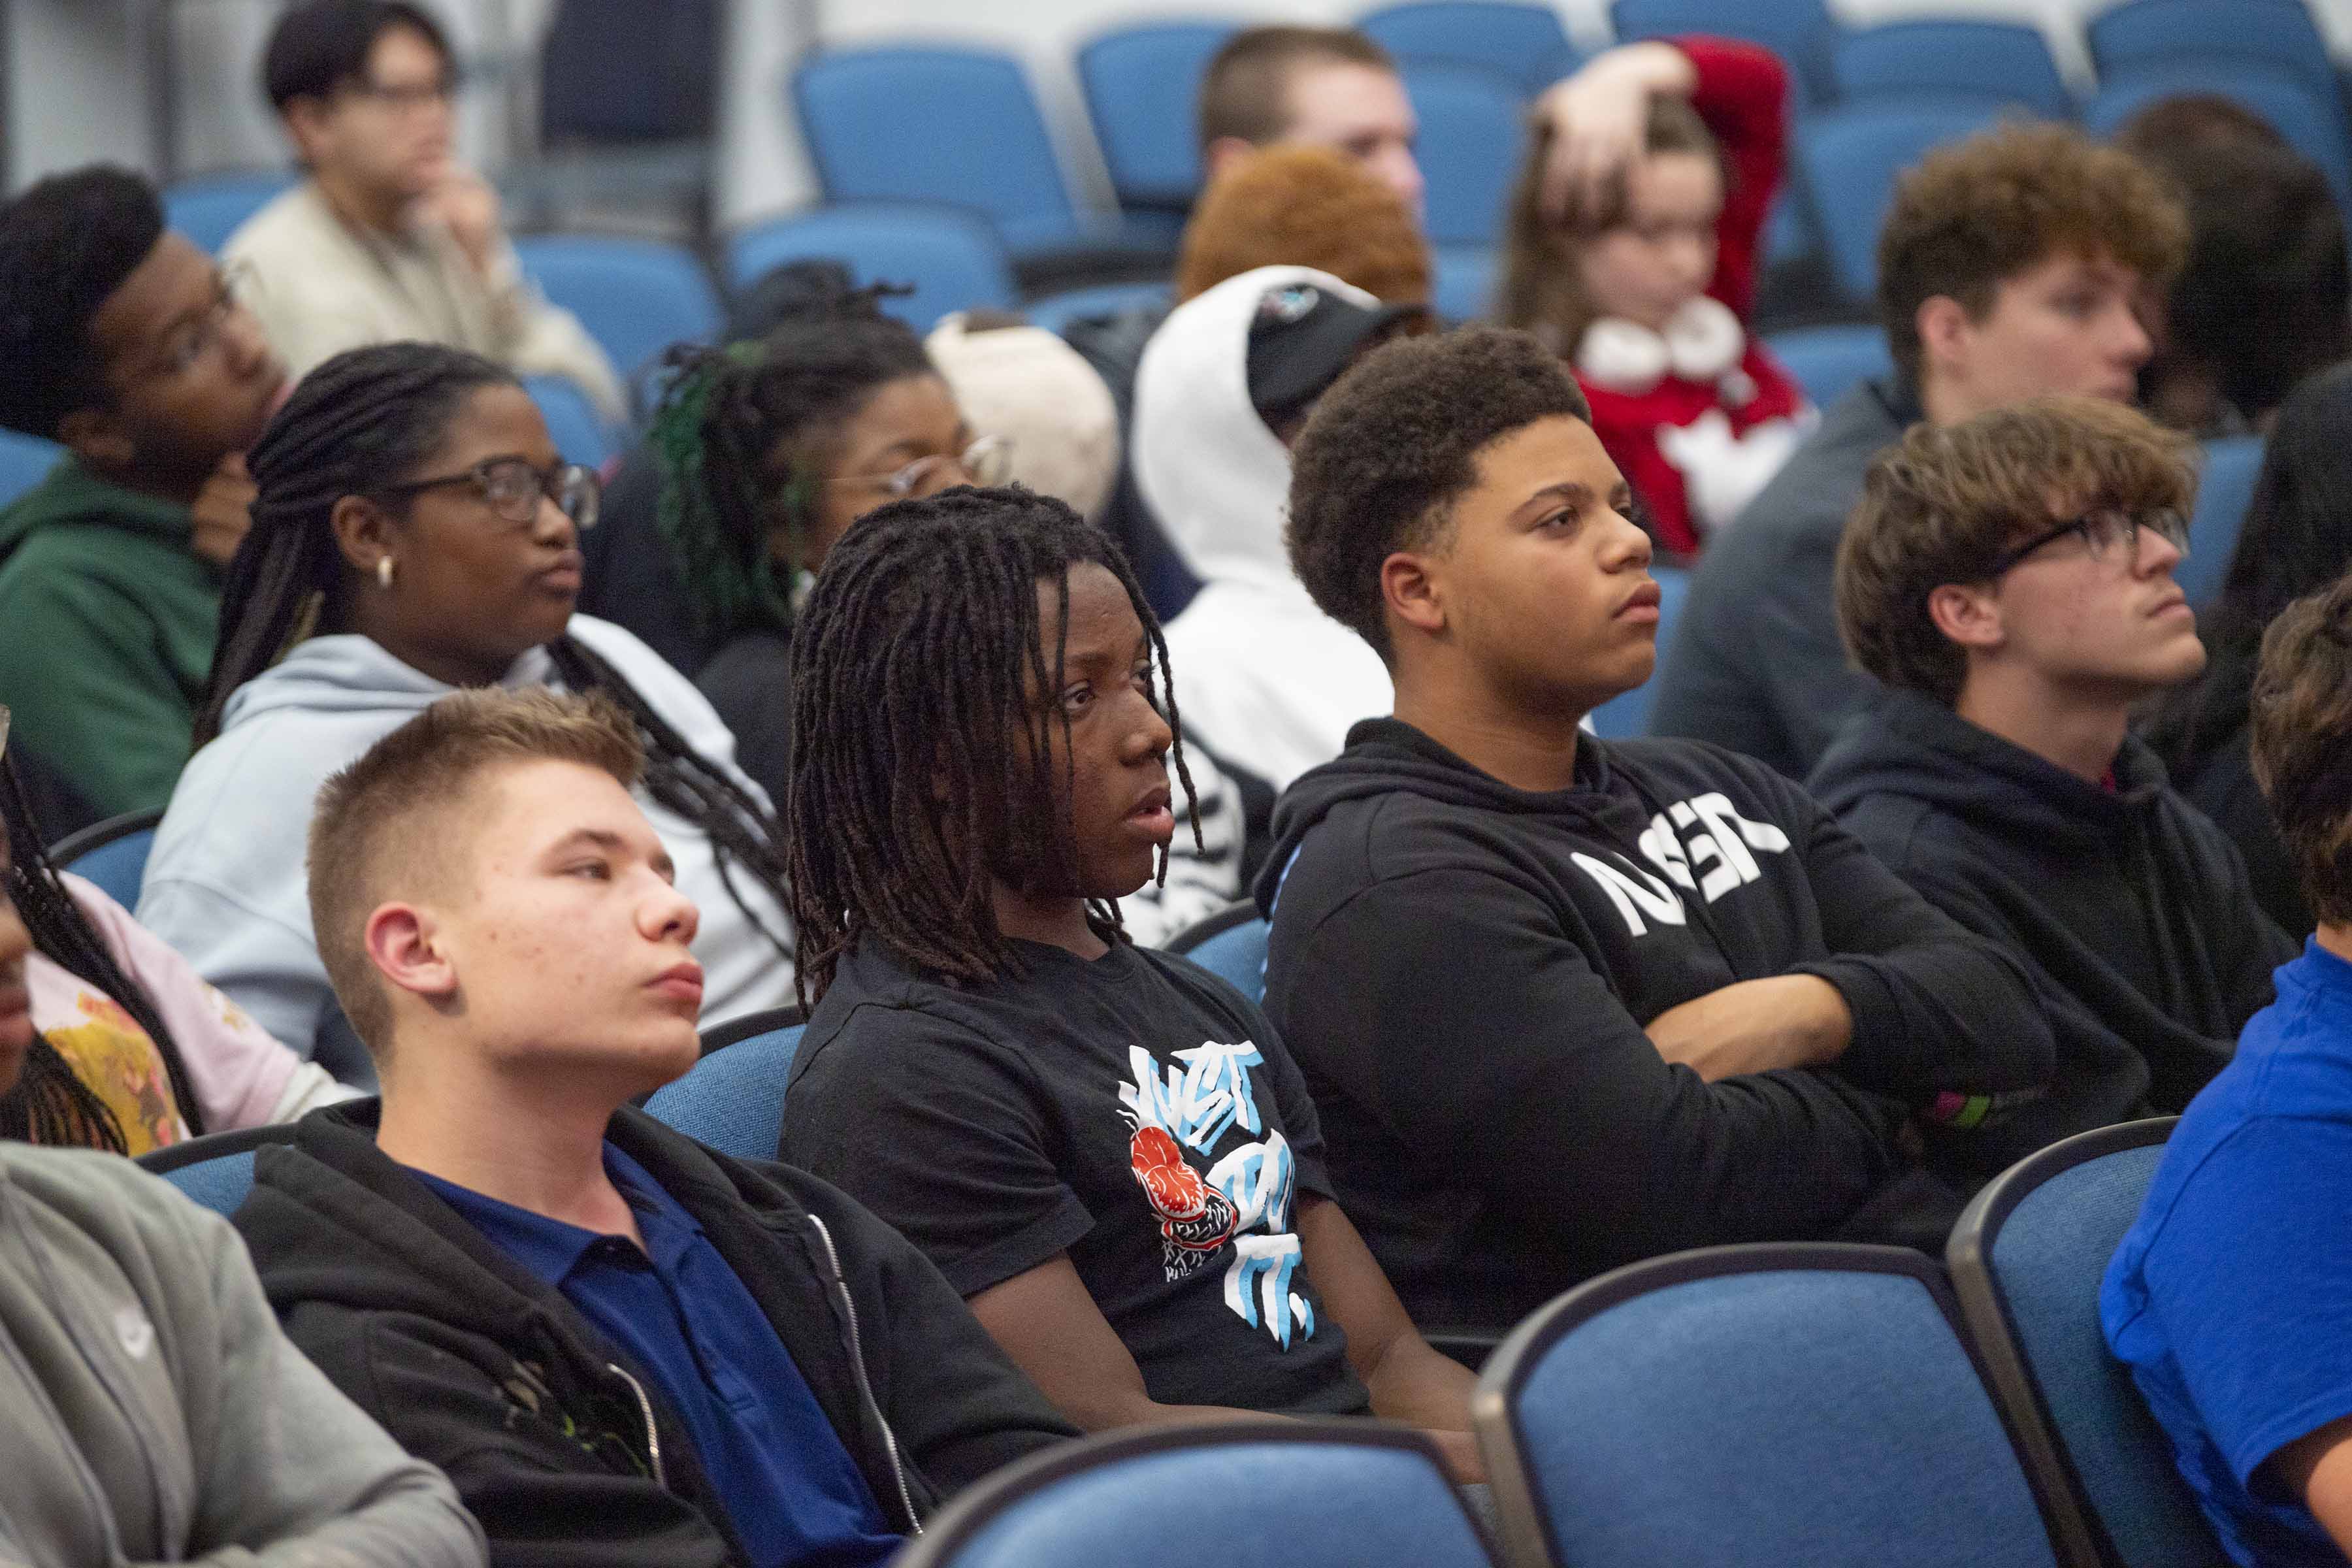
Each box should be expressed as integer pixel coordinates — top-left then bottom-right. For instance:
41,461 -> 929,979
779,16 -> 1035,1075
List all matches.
1198,25 -> 1396,153
0,166 -> 164,440
1177,144 -> 1431,305
307,687 -> 642,1054
1876,123 -> 2188,387
264,0 -> 453,112
2251,570 -> 2352,926
1837,395 -> 2195,706
1288,325 -> 1592,664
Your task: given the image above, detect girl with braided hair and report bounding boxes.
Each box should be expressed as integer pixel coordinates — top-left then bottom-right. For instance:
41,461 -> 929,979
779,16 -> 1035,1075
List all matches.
139,342 -> 795,1083
0,713 -> 349,1154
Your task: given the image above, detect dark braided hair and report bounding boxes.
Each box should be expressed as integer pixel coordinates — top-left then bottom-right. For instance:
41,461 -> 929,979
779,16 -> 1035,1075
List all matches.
199,341 -> 794,958
0,755 -> 197,1151
645,261 -> 933,642
786,486 -> 1198,1005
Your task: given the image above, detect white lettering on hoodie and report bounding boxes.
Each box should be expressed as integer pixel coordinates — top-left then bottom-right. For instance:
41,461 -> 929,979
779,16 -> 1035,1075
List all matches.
1574,792 -> 1794,936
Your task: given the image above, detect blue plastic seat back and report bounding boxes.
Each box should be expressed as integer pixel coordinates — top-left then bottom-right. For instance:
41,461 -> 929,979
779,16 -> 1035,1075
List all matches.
1175,915 -> 1271,1005
2180,436 -> 2264,608
1077,22 -> 1237,212
513,235 -> 721,387
0,429 -> 63,510
1795,99 -> 2013,301
54,818 -> 160,910
523,376 -> 617,471
1587,564 -> 1691,740
1433,244 -> 1497,324
903,1426 -> 1495,1568
1361,3 -> 1582,101
794,46 -> 1083,255
1022,281 -> 1170,338
1763,323 -> 1894,410
2089,0 -> 2339,106
1833,22 -> 2075,121
1404,63 -> 1525,248
164,170 -> 299,254
727,205 -> 1019,334
157,1151 -> 259,1217
1492,1250 -> 2061,1568
1984,1142 -> 2226,1567
2084,63 -> 2352,208
1612,0 -> 1838,105
642,1024 -> 806,1162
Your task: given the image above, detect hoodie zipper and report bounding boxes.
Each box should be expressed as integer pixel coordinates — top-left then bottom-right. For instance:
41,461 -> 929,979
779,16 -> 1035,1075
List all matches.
605,1361 -> 666,1488
807,1213 -> 923,1536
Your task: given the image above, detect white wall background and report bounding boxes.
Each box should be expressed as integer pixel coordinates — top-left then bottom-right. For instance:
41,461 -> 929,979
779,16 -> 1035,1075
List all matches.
10,0 -> 2351,226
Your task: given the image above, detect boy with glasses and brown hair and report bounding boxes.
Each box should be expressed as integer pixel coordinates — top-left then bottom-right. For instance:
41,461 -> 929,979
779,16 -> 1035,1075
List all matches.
1812,395 -> 2295,1173
227,0 -> 625,421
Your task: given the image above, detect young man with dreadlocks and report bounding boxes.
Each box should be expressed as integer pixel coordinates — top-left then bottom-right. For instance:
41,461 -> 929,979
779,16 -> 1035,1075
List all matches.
777,487 -> 1483,1480
0,711 -> 351,1155
139,342 -> 795,1084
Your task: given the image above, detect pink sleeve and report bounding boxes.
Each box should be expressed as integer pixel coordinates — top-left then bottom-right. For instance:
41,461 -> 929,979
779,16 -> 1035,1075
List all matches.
61,872 -> 303,1132
1674,35 -> 1789,324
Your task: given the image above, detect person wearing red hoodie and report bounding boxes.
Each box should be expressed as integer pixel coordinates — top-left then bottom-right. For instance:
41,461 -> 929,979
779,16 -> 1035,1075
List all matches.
1498,39 -> 1810,558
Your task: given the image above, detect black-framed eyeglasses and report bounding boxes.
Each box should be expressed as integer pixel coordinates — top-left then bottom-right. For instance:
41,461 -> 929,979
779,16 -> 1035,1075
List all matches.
1984,506 -> 2189,578
376,457 -> 600,531
348,73 -> 460,112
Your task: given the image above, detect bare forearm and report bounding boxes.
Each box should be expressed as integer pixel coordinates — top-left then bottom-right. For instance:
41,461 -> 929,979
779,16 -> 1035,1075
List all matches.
1059,1387 -> 1294,1435
1644,974 -> 1853,1081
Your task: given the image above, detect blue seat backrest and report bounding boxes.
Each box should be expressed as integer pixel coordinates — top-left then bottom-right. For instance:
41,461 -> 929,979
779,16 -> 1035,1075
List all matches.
1587,564 -> 1691,740
1795,99 -> 2013,301
1833,22 -> 2074,121
1612,0 -> 1837,105
1076,22 -> 1237,211
512,235 -> 722,387
524,376 -> 617,471
642,1024 -> 807,1161
1499,1258 -> 2059,1567
1360,3 -> 1582,101
2180,436 -> 2264,608
727,204 -> 1019,333
0,429 -> 63,510
1763,324 -> 1895,412
2088,0 -> 2339,106
59,826 -> 157,911
157,1151 -> 258,1217
1987,1144 -> 2227,1567
1182,918 -> 1270,1005
1022,282 -> 1169,338
163,171 -> 298,255
2083,62 -> 2352,208
1404,63 -> 1526,248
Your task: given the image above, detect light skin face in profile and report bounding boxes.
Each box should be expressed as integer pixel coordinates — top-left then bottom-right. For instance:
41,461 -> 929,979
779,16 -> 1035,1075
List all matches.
1207,59 -> 1426,220
781,372 -> 978,570
1918,251 -> 2154,427
1575,151 -> 1722,333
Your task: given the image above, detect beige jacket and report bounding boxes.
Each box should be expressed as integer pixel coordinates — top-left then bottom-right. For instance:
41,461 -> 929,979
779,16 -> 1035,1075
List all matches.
225,182 -> 627,422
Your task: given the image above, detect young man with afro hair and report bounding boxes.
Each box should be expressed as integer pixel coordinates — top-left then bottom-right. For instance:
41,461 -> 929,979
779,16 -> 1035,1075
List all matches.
1256,325 -> 2056,1329
0,165 -> 287,831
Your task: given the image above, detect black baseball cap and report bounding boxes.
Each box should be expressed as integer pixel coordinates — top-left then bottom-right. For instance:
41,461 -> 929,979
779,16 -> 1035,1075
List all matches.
1245,282 -> 1426,427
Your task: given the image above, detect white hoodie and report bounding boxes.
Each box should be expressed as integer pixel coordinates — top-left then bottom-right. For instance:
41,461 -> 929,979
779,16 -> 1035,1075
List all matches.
1135,266 -> 1397,794
137,616 -> 795,1085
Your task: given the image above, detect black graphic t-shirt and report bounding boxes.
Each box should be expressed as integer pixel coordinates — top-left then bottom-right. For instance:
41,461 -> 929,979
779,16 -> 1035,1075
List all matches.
782,935 -> 1370,1418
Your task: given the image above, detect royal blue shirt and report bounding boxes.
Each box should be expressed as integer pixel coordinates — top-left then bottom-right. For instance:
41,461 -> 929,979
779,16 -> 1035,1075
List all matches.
412,1146 -> 901,1568
2104,939 -> 2352,1567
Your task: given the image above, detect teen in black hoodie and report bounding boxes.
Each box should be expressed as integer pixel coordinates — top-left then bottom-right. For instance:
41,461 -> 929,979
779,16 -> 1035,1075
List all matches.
1813,397 -> 2294,1175
1263,327 -> 2053,1330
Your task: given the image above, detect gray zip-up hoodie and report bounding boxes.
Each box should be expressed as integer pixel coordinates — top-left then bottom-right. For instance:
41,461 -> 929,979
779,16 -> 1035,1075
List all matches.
0,1141 -> 483,1567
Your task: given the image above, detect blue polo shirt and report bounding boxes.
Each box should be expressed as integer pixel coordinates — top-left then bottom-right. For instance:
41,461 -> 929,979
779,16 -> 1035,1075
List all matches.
2103,939 -> 2352,1567
412,1146 -> 901,1568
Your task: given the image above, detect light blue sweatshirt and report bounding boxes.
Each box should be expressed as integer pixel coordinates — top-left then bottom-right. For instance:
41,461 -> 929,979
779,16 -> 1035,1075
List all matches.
138,616 -> 796,1084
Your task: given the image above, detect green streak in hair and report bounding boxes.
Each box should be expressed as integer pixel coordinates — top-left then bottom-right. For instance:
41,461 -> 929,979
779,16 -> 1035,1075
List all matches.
649,340 -> 801,642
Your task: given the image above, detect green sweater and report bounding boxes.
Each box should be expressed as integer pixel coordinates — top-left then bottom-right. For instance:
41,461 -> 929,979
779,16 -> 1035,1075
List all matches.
0,458 -> 219,821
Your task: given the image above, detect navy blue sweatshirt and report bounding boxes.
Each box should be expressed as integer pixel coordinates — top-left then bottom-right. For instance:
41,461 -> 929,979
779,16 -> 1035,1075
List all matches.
1254,719 -> 2051,1328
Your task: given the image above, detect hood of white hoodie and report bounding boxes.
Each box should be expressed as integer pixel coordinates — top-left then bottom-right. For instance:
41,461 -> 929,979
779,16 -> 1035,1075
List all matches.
1134,265 -> 1379,591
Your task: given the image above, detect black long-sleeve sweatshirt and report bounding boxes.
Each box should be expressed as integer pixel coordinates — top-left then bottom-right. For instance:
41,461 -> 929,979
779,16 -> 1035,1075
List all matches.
1810,689 -> 2297,1175
1254,719 -> 2054,1328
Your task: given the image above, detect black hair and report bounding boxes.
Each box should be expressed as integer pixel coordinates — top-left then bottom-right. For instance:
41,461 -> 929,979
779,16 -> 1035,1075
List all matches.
2146,363 -> 2352,778
203,341 -> 795,958
0,165 -> 165,440
0,755 -> 201,1151
785,486 -> 1198,1005
263,0 -> 453,111
647,261 -> 934,643
1286,325 -> 1592,662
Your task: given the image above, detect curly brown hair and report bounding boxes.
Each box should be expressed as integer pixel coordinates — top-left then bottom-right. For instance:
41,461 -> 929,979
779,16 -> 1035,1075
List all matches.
1177,144 -> 1431,305
1876,122 -> 2189,386
1288,325 -> 1592,663
2250,570 -> 2352,926
1836,395 -> 2195,706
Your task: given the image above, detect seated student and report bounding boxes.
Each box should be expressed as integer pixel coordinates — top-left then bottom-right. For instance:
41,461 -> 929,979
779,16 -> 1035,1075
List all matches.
0,166 -> 287,828
777,489 -> 1483,1480
2104,571 -> 2352,1567
0,724 -> 351,1154
1810,397 -> 2296,1175
1498,37 -> 1810,556
233,687 -> 1073,1566
2146,365 -> 2352,937
926,310 -> 1123,526
227,0 -> 625,422
1648,123 -> 2188,778
1264,326 -> 2056,1328
139,344 -> 794,1081
1135,265 -> 1427,793
0,806 -> 483,1566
